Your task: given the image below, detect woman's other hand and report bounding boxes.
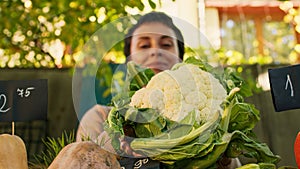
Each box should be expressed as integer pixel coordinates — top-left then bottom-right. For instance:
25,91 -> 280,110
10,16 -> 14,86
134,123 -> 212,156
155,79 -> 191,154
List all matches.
120,139 -> 144,157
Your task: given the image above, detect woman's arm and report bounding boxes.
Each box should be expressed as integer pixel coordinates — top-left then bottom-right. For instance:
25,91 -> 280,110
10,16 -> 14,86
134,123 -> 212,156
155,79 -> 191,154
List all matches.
76,104 -> 111,142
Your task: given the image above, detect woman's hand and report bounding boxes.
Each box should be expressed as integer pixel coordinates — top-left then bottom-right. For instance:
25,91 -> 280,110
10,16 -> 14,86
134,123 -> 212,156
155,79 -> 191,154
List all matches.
217,155 -> 242,169
120,139 -> 143,157
119,124 -> 143,157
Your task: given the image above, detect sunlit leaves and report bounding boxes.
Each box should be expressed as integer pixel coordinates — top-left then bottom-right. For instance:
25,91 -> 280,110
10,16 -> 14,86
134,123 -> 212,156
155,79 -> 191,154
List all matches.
279,1 -> 294,12
148,0 -> 156,9
0,0 -> 158,68
279,1 -> 300,61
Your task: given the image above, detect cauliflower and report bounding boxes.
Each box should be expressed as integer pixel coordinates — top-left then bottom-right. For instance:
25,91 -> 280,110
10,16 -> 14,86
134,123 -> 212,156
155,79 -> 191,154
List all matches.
106,58 -> 280,168
129,63 -> 227,122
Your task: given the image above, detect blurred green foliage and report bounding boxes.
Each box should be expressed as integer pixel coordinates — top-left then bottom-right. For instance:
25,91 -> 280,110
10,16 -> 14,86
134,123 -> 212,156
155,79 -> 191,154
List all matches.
1,0 -> 297,69
0,0 -> 159,68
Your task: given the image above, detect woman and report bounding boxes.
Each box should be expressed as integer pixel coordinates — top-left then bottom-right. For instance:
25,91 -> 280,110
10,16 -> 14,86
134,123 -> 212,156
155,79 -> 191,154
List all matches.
76,11 -> 183,146
76,11 -> 241,168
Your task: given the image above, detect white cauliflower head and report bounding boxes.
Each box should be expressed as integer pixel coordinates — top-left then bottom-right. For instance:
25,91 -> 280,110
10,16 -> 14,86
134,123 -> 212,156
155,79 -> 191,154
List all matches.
129,63 -> 227,122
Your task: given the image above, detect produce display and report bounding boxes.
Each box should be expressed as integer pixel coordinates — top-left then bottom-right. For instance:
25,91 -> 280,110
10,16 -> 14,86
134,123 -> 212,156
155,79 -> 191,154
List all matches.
105,57 -> 281,168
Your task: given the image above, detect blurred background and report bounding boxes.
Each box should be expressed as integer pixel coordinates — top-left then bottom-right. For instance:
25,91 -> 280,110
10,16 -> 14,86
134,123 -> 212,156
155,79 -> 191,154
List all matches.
1,0 -> 300,167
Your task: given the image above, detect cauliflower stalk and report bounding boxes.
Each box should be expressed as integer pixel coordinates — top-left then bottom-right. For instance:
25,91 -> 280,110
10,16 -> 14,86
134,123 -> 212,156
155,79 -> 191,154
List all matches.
130,63 -> 227,123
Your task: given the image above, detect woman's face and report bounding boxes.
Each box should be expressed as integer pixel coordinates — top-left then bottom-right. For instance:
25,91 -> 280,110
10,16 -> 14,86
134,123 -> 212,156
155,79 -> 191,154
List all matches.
130,22 -> 180,73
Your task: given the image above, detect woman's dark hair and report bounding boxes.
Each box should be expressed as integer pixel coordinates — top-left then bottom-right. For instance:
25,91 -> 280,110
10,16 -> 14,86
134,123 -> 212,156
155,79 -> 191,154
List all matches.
124,11 -> 185,60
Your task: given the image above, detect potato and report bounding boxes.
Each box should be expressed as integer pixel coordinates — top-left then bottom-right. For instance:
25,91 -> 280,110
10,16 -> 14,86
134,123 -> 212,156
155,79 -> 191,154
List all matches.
48,141 -> 121,169
0,134 -> 28,169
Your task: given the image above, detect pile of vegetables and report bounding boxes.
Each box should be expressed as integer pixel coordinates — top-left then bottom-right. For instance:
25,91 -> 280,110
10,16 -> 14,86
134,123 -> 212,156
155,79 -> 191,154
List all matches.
104,57 -> 281,168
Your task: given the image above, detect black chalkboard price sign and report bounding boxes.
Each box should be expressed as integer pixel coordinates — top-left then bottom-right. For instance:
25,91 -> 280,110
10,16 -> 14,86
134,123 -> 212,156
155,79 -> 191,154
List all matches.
268,64 -> 300,112
0,79 -> 48,122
